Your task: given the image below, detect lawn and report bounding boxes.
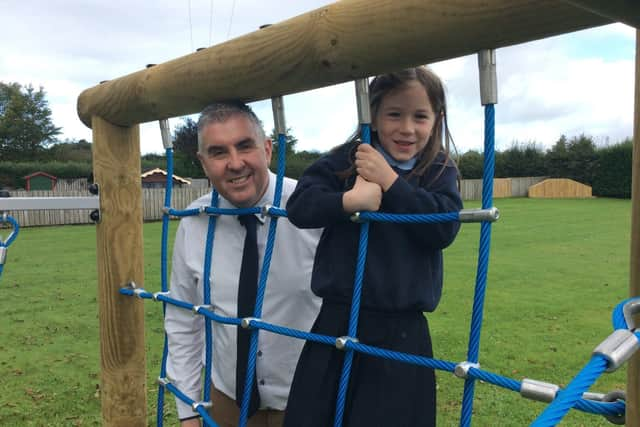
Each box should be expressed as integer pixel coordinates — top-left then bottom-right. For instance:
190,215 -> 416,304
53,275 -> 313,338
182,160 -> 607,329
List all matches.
0,197 -> 633,426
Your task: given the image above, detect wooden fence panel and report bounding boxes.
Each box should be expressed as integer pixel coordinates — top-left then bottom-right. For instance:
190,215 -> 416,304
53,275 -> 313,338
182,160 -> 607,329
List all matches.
528,178 -> 592,198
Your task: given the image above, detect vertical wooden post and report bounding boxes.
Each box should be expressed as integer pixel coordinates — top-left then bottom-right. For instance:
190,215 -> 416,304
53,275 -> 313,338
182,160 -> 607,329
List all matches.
92,116 -> 147,426
627,30 -> 640,427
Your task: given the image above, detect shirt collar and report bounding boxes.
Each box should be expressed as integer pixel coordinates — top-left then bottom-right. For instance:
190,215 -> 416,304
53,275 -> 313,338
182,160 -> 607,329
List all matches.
218,171 -> 275,224
373,142 -> 417,170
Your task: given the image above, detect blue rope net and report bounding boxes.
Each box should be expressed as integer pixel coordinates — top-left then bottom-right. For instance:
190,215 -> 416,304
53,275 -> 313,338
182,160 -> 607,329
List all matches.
119,104 -> 636,427
0,213 -> 20,282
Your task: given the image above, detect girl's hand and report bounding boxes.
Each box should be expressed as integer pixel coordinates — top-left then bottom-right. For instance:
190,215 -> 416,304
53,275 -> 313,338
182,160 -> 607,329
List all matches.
355,144 -> 398,191
343,176 -> 382,213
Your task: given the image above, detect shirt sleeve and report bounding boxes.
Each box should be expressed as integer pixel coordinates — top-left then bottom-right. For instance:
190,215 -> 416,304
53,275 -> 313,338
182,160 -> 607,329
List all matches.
286,151 -> 352,228
164,219 -> 205,420
381,161 -> 463,250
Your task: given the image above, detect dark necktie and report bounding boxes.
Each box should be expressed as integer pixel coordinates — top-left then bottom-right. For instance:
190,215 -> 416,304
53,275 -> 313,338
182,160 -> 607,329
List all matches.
236,214 -> 261,416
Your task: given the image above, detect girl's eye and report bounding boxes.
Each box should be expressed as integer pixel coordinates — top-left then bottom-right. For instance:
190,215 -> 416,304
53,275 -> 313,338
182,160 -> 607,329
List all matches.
387,111 -> 401,118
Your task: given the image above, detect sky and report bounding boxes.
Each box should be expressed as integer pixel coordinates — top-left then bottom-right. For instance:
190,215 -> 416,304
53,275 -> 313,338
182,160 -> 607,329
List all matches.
1,1 -> 636,156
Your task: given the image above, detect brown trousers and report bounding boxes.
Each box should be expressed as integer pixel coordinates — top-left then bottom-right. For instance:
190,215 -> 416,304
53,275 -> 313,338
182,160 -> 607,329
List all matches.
208,385 -> 284,427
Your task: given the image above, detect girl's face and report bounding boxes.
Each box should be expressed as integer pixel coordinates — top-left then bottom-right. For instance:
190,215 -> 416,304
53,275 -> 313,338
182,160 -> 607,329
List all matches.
372,81 -> 437,163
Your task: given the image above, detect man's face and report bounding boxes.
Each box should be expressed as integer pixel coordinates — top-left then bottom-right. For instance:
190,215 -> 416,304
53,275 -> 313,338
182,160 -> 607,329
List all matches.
197,115 -> 272,207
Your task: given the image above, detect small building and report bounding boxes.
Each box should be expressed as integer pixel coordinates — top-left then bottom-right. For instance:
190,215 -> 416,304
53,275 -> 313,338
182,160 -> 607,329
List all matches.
141,168 -> 191,188
24,171 -> 57,191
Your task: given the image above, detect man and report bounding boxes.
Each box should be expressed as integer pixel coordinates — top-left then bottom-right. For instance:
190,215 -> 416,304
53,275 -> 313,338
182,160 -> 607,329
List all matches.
165,102 -> 321,427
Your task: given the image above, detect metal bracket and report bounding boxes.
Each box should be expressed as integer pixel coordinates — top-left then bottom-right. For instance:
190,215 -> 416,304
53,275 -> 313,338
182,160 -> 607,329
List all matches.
458,207 -> 500,223
192,304 -> 213,314
354,78 -> 371,124
593,329 -> 639,372
623,298 -> 640,330
602,389 -> 626,425
241,317 -> 259,329
454,361 -> 480,379
335,336 -> 359,350
520,378 -> 559,403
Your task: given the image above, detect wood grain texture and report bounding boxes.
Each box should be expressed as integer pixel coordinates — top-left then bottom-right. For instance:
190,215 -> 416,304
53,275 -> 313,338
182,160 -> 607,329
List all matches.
92,116 -> 147,426
627,30 -> 640,427
77,0 -> 616,128
562,0 -> 640,28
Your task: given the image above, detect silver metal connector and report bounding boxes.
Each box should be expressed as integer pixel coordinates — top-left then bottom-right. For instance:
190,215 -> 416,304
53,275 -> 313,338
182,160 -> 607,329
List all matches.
623,298 -> 640,330
261,204 -> 274,218
192,304 -> 213,314
152,291 -> 170,301
520,378 -> 559,403
335,336 -> 359,350
593,329 -> 639,372
191,401 -> 213,411
241,317 -> 259,329
354,78 -> 371,124
478,49 -> 497,105
159,119 -> 173,149
0,247 -> 7,265
350,212 -> 362,223
458,207 -> 500,223
271,96 -> 286,136
453,361 -> 480,379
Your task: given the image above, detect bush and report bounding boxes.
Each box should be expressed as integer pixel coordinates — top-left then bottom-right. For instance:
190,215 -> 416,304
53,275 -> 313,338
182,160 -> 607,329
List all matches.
0,161 -> 93,189
592,139 -> 633,198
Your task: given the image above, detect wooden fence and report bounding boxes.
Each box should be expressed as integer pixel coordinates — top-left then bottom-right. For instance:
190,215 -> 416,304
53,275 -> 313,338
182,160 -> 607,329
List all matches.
1,176 -> 548,227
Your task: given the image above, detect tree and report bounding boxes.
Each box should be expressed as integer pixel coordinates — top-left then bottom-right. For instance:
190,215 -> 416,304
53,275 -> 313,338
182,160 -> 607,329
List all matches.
46,138 -> 92,162
0,82 -> 61,161
546,134 -> 597,184
172,117 -> 203,177
458,150 -> 484,179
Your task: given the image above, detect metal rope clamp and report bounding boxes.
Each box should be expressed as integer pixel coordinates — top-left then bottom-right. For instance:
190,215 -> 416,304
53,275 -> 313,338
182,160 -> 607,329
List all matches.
520,378 -> 559,403
241,317 -> 260,329
594,299 -> 640,372
335,336 -> 359,350
191,400 -> 213,411
350,212 -> 363,223
602,389 -> 626,425
454,361 -> 480,379
192,304 -> 213,314
261,204 -> 274,218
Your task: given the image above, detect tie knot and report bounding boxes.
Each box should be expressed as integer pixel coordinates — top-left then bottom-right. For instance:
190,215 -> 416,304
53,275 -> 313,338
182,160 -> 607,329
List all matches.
238,214 -> 257,229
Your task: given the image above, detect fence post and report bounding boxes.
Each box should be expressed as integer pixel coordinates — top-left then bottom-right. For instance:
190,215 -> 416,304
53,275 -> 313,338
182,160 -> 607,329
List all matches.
92,116 -> 147,426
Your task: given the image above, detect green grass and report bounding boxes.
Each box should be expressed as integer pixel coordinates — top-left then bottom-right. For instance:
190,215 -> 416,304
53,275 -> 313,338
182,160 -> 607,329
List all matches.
0,197 -> 633,426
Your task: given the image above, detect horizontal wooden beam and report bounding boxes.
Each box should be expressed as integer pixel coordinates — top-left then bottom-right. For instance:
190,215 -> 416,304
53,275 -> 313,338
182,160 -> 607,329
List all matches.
77,0 -> 619,128
562,0 -> 640,28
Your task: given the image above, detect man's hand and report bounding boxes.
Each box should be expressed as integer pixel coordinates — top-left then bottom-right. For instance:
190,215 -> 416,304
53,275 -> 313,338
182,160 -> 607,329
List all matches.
343,176 -> 382,213
354,144 -> 398,191
181,418 -> 201,427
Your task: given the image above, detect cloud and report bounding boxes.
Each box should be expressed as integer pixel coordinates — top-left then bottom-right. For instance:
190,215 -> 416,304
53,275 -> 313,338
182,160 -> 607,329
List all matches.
1,3 -> 634,156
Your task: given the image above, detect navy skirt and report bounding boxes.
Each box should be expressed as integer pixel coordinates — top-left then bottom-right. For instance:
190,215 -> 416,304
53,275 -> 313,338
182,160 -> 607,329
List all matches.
284,302 -> 436,427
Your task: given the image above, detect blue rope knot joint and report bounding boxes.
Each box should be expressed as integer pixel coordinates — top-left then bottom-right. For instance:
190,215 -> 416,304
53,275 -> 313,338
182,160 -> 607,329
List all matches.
157,377 -> 172,386
240,317 -> 259,329
602,390 -> 626,425
335,336 -> 359,350
454,361 -> 480,379
153,291 -> 171,301
592,329 -> 640,372
261,204 -> 274,218
350,212 -> 364,223
192,304 -> 213,315
191,400 -> 213,412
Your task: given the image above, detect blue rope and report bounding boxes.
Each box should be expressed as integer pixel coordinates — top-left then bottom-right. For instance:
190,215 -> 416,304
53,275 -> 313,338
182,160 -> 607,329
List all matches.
333,123 -> 371,427
156,147 -> 175,426
0,214 -> 20,281
238,132 -> 288,427
461,103 -> 496,427
530,355 -> 610,426
358,211 -> 459,224
121,285 -> 629,418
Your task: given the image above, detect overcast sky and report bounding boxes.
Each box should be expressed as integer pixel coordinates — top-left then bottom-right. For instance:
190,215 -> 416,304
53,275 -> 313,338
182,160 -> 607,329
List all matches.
1,1 -> 636,156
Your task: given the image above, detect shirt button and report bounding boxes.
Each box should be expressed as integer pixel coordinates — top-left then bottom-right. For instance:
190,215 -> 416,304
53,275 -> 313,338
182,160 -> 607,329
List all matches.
259,379 -> 265,385
257,350 -> 263,357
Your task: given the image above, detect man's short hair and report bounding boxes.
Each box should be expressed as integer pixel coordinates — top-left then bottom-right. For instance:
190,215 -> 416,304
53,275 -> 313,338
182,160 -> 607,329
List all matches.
197,101 -> 266,153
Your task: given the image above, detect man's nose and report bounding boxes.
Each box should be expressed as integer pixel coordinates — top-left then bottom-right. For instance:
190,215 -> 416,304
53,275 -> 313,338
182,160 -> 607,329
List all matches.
227,150 -> 244,170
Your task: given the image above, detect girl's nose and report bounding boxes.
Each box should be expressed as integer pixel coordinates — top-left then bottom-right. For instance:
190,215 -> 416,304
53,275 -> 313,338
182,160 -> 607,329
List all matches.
399,117 -> 414,134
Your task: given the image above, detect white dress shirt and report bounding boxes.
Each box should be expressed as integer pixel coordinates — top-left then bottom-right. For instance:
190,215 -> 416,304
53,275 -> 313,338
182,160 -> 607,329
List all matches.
165,171 -> 322,420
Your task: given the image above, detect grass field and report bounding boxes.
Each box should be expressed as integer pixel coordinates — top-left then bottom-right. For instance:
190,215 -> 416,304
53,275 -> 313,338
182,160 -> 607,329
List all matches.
0,197 -> 633,426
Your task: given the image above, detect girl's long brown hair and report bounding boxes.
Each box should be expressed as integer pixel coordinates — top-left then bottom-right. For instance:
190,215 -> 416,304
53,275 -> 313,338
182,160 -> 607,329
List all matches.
337,66 -> 457,182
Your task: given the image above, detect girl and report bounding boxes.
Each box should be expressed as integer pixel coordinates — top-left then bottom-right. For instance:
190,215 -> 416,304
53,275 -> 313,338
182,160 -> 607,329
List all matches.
284,66 -> 463,427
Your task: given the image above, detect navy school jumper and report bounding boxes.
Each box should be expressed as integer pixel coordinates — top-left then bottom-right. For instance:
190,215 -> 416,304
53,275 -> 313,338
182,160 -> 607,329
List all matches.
283,142 -> 462,427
